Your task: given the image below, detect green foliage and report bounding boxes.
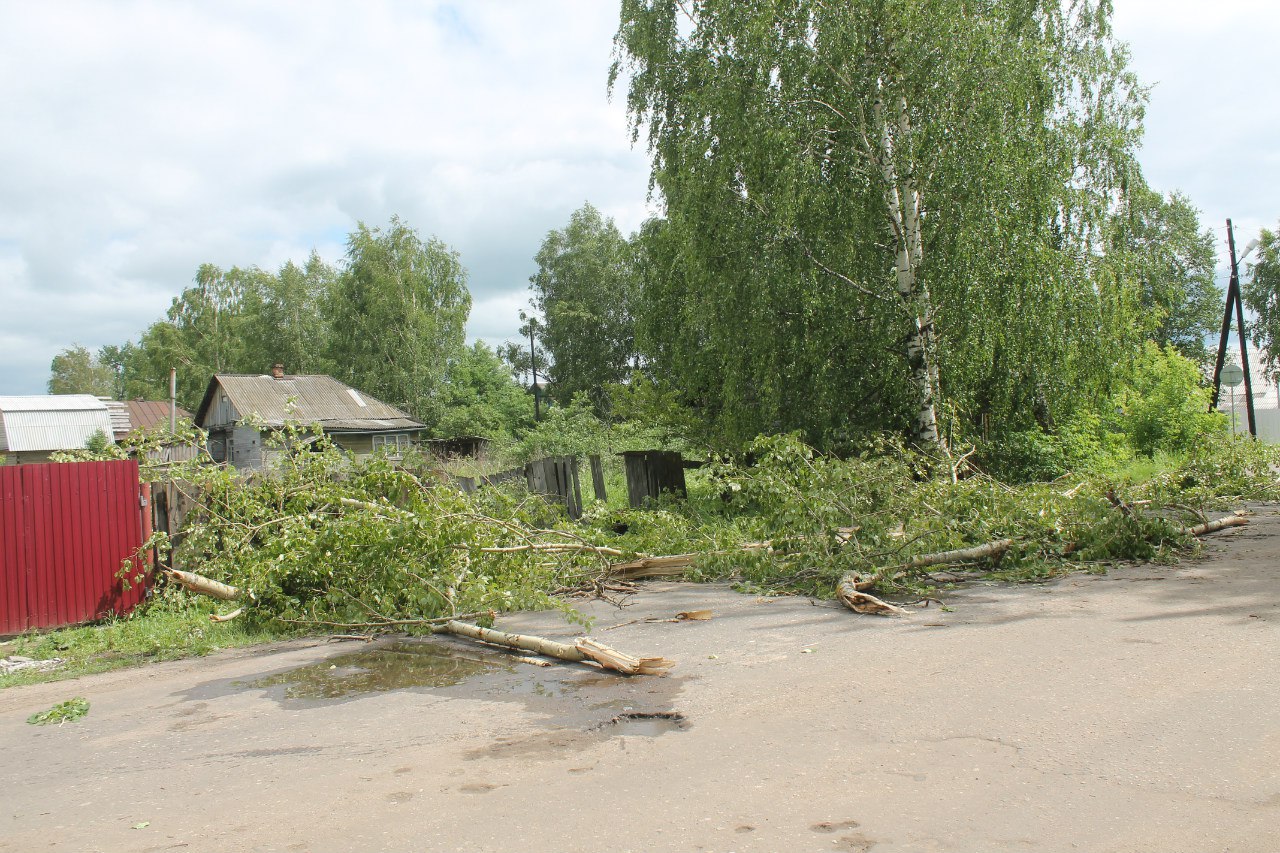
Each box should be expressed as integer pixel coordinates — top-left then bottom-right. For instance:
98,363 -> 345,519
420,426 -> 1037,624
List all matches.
511,395 -> 611,462
0,594 -> 280,688
122,257 -> 339,408
529,202 -> 638,410
26,698 -> 89,726
436,342 -> 533,441
1108,187 -> 1221,363
1245,225 -> 1280,378
47,345 -> 116,396
1141,435 -> 1280,506
327,217 -> 471,426
96,217 -> 472,426
84,429 -> 114,455
979,431 -> 1069,484
665,433 -> 1188,596
163,422 -> 604,630
613,0 -> 1147,446
1113,343 -> 1225,456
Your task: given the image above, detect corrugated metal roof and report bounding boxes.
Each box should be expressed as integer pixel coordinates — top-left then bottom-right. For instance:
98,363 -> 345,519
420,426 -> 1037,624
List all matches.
125,400 -> 192,433
0,394 -> 107,412
0,396 -> 115,452
196,374 -> 423,431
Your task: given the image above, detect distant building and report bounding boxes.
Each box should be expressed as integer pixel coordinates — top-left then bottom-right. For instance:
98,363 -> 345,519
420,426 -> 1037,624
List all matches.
0,395 -> 116,465
194,365 -> 425,469
1217,353 -> 1280,442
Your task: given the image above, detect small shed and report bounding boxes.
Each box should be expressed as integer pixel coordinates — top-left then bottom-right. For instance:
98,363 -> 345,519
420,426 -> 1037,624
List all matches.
0,395 -> 116,465
424,435 -> 491,460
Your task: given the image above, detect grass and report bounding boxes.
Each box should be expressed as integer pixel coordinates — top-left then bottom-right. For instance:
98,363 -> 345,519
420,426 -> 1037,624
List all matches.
1104,451 -> 1183,485
0,596 -> 287,689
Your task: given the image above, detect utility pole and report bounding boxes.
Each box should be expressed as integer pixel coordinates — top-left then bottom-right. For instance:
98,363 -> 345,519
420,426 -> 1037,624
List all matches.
1209,219 -> 1257,437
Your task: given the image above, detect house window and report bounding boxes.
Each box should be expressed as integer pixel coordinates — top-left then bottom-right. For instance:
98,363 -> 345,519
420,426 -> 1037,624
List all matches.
372,433 -> 412,457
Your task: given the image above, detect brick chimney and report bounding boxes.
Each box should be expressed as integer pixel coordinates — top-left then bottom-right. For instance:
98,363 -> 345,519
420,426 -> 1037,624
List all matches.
271,363 -> 285,380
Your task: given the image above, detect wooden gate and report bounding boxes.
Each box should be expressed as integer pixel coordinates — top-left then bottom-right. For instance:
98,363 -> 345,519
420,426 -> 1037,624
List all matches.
0,460 -> 147,634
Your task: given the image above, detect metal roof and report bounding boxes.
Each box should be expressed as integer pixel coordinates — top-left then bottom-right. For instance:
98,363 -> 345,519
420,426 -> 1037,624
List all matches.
125,400 -> 192,434
196,374 -> 423,432
0,395 -> 115,452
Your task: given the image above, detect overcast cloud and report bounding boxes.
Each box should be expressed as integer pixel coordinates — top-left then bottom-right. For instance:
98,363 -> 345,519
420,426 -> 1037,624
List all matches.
0,1 -> 1276,394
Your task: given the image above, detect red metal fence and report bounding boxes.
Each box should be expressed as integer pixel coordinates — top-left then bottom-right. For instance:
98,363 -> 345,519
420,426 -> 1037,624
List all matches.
0,460 -> 147,634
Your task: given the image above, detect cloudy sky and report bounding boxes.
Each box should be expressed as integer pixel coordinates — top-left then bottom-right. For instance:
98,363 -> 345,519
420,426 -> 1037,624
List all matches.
1,0 -> 1276,395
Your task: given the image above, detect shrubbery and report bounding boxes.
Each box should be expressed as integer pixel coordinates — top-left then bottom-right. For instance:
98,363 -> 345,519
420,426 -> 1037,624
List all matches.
979,344 -> 1228,482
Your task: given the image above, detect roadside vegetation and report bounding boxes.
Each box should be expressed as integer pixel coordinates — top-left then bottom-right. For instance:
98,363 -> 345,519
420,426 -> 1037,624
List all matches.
6,378 -> 1277,689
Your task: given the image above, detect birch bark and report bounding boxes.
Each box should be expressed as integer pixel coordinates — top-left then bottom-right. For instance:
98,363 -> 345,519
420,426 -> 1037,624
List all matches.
874,86 -> 941,445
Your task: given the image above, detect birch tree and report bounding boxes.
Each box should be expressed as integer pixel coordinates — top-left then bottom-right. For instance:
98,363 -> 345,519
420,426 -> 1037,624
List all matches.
613,0 -> 1145,447
529,202 -> 638,410
326,217 -> 471,425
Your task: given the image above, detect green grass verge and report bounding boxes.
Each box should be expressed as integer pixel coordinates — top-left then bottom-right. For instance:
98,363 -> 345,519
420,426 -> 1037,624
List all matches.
1,599 -> 289,689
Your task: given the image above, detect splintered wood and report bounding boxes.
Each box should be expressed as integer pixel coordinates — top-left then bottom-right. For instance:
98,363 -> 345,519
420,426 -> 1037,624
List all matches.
439,620 -> 674,676
835,581 -> 908,616
164,569 -> 240,601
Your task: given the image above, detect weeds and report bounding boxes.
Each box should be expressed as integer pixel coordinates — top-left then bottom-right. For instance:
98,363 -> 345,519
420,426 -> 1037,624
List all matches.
26,698 -> 89,726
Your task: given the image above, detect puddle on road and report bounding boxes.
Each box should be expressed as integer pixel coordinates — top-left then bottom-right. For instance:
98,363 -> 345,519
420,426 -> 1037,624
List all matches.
598,712 -> 687,736
238,641 -> 510,701
181,636 -> 689,748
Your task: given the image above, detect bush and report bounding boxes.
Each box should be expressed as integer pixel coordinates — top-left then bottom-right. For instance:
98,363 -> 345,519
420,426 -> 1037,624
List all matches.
979,430 -> 1069,483
1113,342 -> 1226,456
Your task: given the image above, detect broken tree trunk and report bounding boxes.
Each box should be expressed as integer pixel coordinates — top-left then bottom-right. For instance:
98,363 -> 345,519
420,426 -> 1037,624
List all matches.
834,538 -> 1014,617
1180,514 -> 1248,537
437,620 -> 674,676
609,554 -> 697,580
901,539 -> 1015,571
835,580 -> 908,616
164,569 -> 240,601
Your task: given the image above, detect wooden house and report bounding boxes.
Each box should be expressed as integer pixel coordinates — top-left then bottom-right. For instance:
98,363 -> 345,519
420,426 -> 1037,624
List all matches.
194,366 -> 424,469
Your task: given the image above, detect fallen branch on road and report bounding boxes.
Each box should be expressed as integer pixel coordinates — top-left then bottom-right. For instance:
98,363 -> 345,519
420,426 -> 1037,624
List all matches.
1179,513 -> 1248,537
436,620 -> 674,676
835,582 -> 908,616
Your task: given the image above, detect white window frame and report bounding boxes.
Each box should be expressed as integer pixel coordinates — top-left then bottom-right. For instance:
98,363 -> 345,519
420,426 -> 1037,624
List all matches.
372,433 -> 412,457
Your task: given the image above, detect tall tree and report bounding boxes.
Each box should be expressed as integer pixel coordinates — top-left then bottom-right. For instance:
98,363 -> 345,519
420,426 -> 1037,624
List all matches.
47,345 -> 115,396
437,341 -> 535,440
240,252 -> 337,376
1244,224 -> 1280,378
1108,187 -> 1220,363
613,0 -> 1145,447
95,344 -> 134,400
529,202 -> 638,410
326,217 -> 471,425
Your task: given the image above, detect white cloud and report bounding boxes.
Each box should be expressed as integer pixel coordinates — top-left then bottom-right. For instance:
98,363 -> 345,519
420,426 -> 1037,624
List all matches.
0,0 -> 650,392
1113,0 -> 1280,264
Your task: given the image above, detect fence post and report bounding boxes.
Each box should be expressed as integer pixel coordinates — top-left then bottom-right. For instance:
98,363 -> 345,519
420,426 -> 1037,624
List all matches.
524,456 -> 584,520
620,450 -> 687,509
588,454 -> 607,502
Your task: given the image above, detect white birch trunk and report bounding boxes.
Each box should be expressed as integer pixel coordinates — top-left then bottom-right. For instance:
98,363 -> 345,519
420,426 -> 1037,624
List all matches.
874,86 -> 941,446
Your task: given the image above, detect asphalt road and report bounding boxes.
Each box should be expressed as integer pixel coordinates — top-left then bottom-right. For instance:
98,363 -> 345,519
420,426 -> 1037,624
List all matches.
2,509 -> 1278,853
